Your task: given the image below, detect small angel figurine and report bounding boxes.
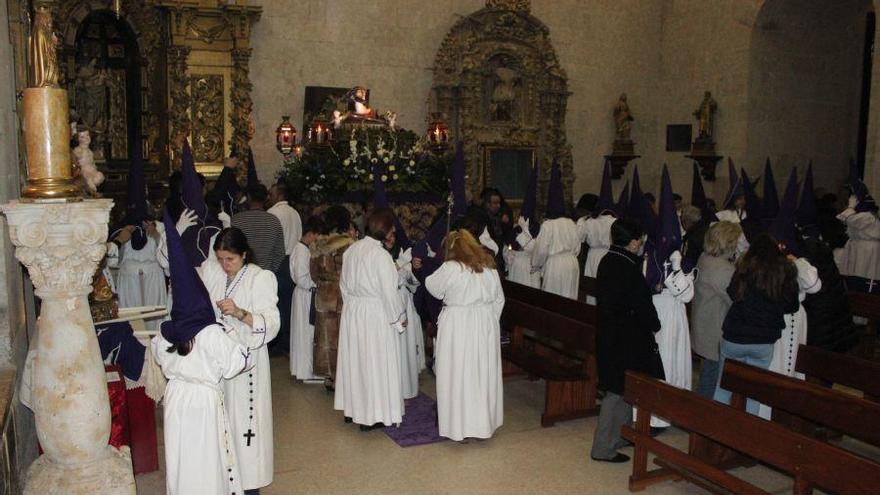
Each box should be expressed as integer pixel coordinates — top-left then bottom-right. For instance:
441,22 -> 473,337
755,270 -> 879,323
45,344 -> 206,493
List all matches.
384,111 -> 398,130
73,128 -> 104,196
332,110 -> 345,129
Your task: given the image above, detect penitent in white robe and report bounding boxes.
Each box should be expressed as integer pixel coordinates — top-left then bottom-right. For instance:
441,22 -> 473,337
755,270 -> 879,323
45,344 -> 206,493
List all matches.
152,324 -> 253,495
533,217 -> 581,299
503,229 -> 541,289
639,267 -> 695,428
334,237 -> 407,426
396,248 -> 426,399
577,214 -> 616,304
290,242 -> 317,379
115,236 -> 167,330
199,255 -> 280,491
837,210 -> 880,280
759,258 -> 821,420
426,261 -> 505,441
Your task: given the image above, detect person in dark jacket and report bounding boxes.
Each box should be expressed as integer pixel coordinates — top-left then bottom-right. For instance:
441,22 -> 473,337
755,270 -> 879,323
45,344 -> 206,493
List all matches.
714,233 -> 800,415
590,218 -> 661,463
800,236 -> 859,353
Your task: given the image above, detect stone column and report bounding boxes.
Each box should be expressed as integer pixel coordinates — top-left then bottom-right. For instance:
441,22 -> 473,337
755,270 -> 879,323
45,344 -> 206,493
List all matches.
1,199 -> 135,495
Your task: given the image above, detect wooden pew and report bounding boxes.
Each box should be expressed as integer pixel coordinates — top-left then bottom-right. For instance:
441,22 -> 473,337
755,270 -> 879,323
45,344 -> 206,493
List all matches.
848,291 -> 880,334
720,359 -> 880,448
622,371 -> 880,495
578,275 -> 597,302
795,344 -> 880,402
500,280 -> 598,426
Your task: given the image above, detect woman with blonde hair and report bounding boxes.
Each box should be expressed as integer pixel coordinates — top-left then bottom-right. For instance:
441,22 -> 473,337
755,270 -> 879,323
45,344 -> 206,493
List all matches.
426,229 -> 505,441
691,221 -> 741,398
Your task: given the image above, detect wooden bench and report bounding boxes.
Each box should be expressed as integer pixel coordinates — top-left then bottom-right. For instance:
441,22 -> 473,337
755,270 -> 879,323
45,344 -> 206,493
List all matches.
720,359 -> 880,448
500,280 -> 598,426
848,291 -> 880,334
795,344 -> 880,402
622,371 -> 880,494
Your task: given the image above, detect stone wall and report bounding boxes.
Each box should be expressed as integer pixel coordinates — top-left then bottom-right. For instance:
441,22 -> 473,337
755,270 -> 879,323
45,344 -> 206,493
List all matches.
247,0 -> 874,206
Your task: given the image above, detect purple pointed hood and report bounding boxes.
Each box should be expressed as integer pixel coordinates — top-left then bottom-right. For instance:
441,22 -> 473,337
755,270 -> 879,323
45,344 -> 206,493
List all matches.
797,161 -> 818,228
159,209 -> 218,345
521,163 -> 539,237
626,165 -> 657,238
741,167 -> 763,220
247,148 -> 260,188
594,160 -> 615,217
761,158 -> 779,219
769,167 -> 801,256
181,141 -> 207,220
545,159 -> 566,219
723,158 -> 744,210
691,161 -> 708,213
849,159 -> 878,213
451,141 -> 468,219
614,181 -> 630,218
645,165 -> 681,290
180,140 -> 221,266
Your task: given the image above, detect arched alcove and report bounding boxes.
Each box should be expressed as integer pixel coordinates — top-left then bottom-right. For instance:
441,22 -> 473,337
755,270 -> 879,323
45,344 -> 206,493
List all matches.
746,0 -> 873,191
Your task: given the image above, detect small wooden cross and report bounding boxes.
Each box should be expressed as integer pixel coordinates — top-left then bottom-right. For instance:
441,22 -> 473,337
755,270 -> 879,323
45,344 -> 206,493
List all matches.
244,429 -> 255,446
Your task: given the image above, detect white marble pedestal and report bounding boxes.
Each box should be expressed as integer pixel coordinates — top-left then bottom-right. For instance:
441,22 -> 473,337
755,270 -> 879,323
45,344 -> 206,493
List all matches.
1,199 -> 136,494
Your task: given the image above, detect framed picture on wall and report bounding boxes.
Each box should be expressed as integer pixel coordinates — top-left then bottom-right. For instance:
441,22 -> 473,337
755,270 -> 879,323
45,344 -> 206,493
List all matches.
666,124 -> 692,152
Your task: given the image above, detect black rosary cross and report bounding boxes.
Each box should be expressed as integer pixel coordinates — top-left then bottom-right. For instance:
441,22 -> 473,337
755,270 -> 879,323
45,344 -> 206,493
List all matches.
244,429 -> 255,446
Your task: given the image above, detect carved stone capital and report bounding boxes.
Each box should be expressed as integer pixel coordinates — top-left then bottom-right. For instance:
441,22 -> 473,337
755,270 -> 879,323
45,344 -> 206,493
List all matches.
1,199 -> 112,297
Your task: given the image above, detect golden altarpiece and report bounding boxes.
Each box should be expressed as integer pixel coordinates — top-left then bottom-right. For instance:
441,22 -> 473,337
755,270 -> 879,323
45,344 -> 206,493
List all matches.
8,0 -> 261,219
431,0 -> 573,207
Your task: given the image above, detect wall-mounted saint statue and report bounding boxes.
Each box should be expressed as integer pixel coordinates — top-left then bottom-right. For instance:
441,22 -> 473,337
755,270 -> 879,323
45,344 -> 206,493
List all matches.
613,93 -> 633,141
693,91 -> 717,141
28,2 -> 60,88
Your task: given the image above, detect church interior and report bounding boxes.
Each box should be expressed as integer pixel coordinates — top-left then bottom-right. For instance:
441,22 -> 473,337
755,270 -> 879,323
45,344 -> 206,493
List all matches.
0,0 -> 879,494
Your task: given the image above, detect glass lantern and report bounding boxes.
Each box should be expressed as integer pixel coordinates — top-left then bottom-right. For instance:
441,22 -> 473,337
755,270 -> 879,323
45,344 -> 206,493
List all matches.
276,116 -> 297,155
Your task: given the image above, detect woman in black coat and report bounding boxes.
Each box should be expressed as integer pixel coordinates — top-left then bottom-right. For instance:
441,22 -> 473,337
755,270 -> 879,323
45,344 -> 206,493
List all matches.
801,236 -> 858,353
591,218 -> 661,463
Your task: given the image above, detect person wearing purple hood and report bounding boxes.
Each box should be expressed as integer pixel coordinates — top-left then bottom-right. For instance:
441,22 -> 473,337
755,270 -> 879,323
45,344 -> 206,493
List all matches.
837,167 -> 880,280
533,160 -> 581,299
715,159 -> 747,224
151,211 -> 254,495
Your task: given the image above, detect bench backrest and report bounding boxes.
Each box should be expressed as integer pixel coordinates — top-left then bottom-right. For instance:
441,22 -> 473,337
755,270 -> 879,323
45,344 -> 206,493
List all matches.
624,371 -> 880,495
847,291 -> 880,321
501,297 -> 594,354
795,344 -> 880,400
721,359 -> 880,447
502,279 -> 596,325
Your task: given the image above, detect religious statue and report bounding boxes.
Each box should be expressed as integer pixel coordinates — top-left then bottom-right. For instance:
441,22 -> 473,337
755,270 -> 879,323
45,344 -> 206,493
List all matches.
74,59 -> 109,153
491,64 -> 519,122
332,110 -> 344,129
693,91 -> 717,140
613,93 -> 634,141
383,111 -> 398,130
347,86 -> 374,118
28,2 -> 60,88
72,127 -> 104,196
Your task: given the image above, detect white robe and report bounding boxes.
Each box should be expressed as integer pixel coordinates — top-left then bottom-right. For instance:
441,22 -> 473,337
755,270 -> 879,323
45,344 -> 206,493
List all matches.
503,230 -> 541,288
426,261 -> 505,441
152,324 -> 252,495
116,236 -> 167,330
760,258 -> 821,419
533,217 -> 581,299
396,248 -> 426,399
640,268 -> 695,428
577,214 -> 615,304
199,256 -> 280,491
838,210 -> 880,280
290,242 -> 317,379
334,237 -> 407,426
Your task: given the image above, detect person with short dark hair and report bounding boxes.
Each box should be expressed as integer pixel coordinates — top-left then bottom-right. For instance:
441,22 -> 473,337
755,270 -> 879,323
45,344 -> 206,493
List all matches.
267,181 -> 302,356
335,207 -> 408,430
591,218 -> 660,463
289,216 -> 325,380
231,184 -> 286,273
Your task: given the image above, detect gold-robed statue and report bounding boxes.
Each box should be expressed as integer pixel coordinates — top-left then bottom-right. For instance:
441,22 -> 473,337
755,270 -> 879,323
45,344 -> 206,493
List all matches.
693,91 -> 717,140
29,2 -> 60,88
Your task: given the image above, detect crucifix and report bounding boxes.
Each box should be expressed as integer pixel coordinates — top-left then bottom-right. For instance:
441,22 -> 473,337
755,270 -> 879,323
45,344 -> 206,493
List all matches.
244,429 -> 255,446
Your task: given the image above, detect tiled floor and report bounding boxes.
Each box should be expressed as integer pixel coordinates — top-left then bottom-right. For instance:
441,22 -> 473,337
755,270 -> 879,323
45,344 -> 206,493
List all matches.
136,356 -> 800,494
